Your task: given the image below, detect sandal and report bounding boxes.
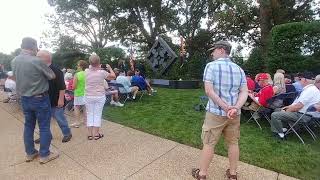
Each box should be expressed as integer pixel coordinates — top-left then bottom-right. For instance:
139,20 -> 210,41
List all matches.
94,133 -> 104,140
191,168 -> 206,180
226,169 -> 237,180
87,136 -> 93,140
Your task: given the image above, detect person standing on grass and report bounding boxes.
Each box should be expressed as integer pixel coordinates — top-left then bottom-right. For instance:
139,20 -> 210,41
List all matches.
192,41 -> 248,180
11,37 -> 58,164
70,60 -> 88,128
35,50 -> 72,143
85,54 -> 115,140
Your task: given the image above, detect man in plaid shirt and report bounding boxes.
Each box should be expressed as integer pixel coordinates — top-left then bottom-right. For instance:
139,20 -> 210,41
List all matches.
192,41 -> 248,180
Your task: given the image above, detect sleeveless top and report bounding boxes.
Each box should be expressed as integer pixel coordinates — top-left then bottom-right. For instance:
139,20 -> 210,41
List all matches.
74,71 -> 85,97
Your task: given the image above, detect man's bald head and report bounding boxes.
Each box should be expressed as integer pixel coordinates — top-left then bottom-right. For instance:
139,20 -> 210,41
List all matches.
37,50 -> 52,66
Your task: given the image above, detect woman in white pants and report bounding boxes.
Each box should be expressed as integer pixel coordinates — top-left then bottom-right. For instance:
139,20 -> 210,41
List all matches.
85,54 -> 115,140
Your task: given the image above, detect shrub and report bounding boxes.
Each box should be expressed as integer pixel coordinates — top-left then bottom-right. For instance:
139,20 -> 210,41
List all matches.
243,47 -> 266,75
268,21 -> 320,74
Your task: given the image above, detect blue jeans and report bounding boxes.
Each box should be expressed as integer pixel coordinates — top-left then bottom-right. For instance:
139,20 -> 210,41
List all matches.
51,107 -> 71,136
21,95 -> 52,158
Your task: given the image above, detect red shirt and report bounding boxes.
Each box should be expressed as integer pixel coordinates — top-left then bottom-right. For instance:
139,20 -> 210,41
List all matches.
246,77 -> 255,91
255,85 -> 274,107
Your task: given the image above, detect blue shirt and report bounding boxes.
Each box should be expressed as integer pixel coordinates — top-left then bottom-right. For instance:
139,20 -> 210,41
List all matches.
203,58 -> 247,116
292,81 -> 303,93
116,76 -> 131,93
131,75 -> 147,90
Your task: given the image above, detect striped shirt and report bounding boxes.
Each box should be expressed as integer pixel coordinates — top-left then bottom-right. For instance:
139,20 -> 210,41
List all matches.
203,58 -> 247,116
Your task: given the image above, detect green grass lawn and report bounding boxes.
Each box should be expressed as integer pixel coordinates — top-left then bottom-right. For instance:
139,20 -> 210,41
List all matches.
103,88 -> 320,180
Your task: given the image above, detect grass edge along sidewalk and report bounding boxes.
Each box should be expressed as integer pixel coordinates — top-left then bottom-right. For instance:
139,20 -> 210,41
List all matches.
103,88 -> 320,180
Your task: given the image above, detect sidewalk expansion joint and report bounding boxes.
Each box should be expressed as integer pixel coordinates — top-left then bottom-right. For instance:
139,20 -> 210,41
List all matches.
9,161 -> 26,167
124,143 -> 179,179
61,151 -> 103,180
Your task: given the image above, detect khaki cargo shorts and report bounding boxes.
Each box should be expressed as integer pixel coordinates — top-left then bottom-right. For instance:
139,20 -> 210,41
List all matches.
201,112 -> 240,147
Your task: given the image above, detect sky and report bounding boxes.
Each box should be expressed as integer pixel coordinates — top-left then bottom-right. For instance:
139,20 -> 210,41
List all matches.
0,0 -> 319,55
0,0 -> 53,54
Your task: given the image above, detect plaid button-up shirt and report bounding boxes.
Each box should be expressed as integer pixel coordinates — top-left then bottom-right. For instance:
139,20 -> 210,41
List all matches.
203,58 -> 247,116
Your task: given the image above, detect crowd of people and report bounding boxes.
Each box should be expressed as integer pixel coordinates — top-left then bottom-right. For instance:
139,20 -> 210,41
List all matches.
3,37 -> 156,165
191,40 -> 320,180
242,69 -> 320,140
2,37 -> 320,179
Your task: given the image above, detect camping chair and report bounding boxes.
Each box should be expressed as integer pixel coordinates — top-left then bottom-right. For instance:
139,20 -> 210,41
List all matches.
200,96 -> 208,109
284,104 -> 320,144
282,92 -> 298,106
64,90 -> 74,112
108,82 -> 130,104
245,104 -> 264,130
131,82 -> 148,101
105,91 -> 113,105
242,95 -> 271,130
3,87 -> 18,103
138,88 -> 147,101
194,96 -> 208,111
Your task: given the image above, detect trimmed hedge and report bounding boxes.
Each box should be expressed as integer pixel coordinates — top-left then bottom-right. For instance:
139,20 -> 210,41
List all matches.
268,21 -> 320,74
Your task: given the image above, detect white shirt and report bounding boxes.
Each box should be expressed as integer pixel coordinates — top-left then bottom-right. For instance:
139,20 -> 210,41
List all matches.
5,79 -> 16,92
293,84 -> 320,113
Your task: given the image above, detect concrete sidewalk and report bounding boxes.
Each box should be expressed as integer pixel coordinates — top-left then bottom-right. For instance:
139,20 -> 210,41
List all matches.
0,101 -> 298,180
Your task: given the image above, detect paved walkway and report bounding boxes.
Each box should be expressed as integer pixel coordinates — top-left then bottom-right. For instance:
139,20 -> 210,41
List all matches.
0,97 -> 298,180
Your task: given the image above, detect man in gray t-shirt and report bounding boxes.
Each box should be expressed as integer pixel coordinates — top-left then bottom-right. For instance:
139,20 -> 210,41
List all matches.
11,37 -> 59,164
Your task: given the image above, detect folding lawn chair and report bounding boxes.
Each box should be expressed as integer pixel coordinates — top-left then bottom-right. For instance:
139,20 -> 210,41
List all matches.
284,104 -> 320,144
3,87 -> 17,103
108,82 -> 131,104
64,90 -> 74,112
245,104 -> 264,130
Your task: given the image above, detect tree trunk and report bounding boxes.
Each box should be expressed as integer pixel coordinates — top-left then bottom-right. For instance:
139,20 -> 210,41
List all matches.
259,0 -> 273,68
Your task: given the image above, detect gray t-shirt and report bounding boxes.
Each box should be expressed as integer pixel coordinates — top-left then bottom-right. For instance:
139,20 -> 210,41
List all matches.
11,51 -> 55,97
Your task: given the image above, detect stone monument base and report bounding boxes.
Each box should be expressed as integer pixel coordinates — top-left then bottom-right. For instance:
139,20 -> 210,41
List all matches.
151,79 -> 200,89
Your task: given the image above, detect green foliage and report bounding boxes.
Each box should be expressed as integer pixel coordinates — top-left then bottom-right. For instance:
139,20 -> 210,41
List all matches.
268,21 -> 320,74
0,53 -> 14,70
243,47 -> 266,75
48,0 -> 118,50
52,51 -> 86,69
94,46 -> 126,67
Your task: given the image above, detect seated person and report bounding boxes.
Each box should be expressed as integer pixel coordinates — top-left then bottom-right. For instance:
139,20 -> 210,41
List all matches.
315,74 -> 320,90
273,72 -> 286,95
270,72 -> 320,140
103,80 -> 124,107
245,72 -> 255,92
243,73 -> 274,111
314,102 -> 320,112
131,69 -> 155,95
115,70 -> 139,99
284,74 -> 296,93
64,72 -> 74,101
3,71 -> 17,103
292,73 -> 303,93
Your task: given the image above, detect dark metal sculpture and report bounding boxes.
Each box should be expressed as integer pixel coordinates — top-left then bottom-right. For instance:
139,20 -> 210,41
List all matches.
147,37 -> 178,75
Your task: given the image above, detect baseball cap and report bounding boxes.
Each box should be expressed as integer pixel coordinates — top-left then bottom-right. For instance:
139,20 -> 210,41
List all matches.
300,71 -> 314,80
256,73 -> 269,81
21,37 -> 38,50
7,71 -> 13,77
208,40 -> 232,53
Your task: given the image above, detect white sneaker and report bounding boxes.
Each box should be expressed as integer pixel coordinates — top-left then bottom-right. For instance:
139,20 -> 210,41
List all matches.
110,101 -> 117,106
278,133 -> 285,138
115,102 -> 124,107
282,128 -> 288,132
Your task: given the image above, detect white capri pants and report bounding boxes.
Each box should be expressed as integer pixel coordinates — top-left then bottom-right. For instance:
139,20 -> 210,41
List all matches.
85,95 -> 106,127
